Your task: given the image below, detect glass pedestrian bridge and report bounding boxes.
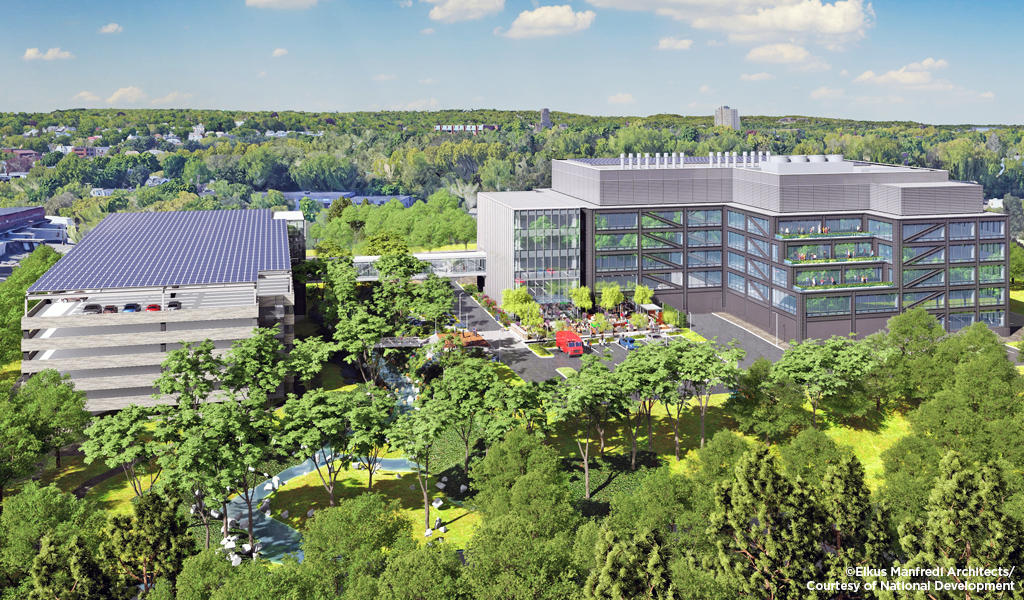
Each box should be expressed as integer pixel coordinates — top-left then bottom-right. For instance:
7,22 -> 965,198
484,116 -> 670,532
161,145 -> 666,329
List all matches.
353,250 -> 486,281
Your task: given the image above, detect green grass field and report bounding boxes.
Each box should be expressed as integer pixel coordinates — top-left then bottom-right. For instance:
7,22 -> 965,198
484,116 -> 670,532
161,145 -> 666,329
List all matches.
0,360 -> 20,383
556,367 -> 578,378
528,344 -> 553,357
1010,284 -> 1024,315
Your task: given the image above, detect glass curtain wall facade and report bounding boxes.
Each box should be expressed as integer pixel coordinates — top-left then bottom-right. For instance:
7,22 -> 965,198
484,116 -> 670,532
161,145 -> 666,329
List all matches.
514,209 -> 581,303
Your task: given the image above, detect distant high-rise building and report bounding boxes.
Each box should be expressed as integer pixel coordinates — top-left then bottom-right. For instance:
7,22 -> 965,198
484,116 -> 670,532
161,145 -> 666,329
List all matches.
715,106 -> 741,130
536,108 -> 553,132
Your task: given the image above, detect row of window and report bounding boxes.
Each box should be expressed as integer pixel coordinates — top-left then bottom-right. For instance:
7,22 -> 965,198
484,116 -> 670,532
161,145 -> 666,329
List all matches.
595,210 -> 724,230
902,243 -> 1005,264
903,221 -> 1004,241
806,295 -> 1006,320
903,265 -> 1005,286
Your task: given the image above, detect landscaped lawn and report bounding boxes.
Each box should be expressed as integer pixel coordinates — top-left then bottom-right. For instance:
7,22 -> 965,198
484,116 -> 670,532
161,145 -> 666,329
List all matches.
528,344 -> 553,357
293,316 -> 322,341
822,412 -> 911,489
408,242 -> 477,253
319,363 -> 351,391
0,360 -> 19,383
1010,284 -> 1024,315
556,367 -> 578,378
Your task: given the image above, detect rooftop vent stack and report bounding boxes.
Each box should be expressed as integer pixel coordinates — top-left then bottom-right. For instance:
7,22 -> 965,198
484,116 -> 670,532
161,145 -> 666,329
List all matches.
628,153 -> 634,169
733,152 -> 738,168
743,151 -> 748,167
709,152 -> 714,167
645,153 -> 650,169
717,152 -> 723,168
766,151 -> 772,161
656,153 -> 661,168
620,153 -> 625,168
672,152 -> 679,168
680,152 -> 685,167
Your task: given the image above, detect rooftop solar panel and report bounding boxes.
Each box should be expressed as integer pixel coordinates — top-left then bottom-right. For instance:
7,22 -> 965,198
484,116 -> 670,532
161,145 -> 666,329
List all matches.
29,210 -> 291,293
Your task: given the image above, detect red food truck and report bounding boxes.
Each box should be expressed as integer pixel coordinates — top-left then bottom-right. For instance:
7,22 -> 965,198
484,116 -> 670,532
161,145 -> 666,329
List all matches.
555,331 -> 585,356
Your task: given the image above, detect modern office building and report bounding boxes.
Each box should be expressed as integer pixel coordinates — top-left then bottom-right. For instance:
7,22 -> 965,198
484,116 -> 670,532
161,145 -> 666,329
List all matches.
477,153 -> 1009,342
715,106 -> 741,130
21,209 -> 294,412
0,207 -> 72,280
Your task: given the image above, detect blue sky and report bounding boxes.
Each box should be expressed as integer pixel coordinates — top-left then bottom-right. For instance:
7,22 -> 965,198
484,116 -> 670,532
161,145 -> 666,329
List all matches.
1,0 -> 1020,124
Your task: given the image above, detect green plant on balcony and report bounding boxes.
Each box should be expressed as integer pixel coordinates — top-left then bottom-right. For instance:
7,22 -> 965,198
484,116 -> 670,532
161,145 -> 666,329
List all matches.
795,281 -> 892,290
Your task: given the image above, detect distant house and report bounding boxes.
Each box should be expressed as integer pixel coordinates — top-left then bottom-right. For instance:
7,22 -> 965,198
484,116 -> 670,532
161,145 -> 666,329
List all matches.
1,148 -> 42,161
350,195 -> 417,208
187,132 -> 204,142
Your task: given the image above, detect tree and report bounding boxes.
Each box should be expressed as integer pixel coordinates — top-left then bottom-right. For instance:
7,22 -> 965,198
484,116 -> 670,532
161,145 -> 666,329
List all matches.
898,452 -> 1024,593
706,447 -> 822,600
413,274 -> 454,333
82,404 -> 163,498
569,285 -> 593,316
29,535 -> 128,600
599,284 -> 625,313
99,490 -> 198,596
299,197 -> 320,223
301,494 -> 413,598
632,283 -> 654,306
429,357 -> 501,473
286,335 -> 337,388
779,428 -> 853,488
629,312 -> 648,333
221,327 -> 288,405
584,526 -> 675,600
724,357 -> 809,444
0,383 -> 43,513
377,544 -> 469,600
865,307 -> 945,410
347,385 -> 394,488
153,340 -> 223,410
552,355 -> 628,499
389,406 -> 445,532
333,304 -> 391,384
279,388 -> 354,505
672,338 -> 744,449
772,335 -> 872,429
617,344 -> 674,465
501,286 -> 534,319
1011,241 -> 1024,282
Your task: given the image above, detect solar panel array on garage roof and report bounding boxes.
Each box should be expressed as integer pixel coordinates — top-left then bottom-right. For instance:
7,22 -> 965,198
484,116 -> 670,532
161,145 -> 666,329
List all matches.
29,210 -> 291,292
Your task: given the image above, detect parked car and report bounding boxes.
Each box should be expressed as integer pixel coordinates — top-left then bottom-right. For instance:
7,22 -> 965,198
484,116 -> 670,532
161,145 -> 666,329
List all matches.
102,305 -> 118,314
555,331 -> 585,356
123,303 -> 141,313
166,301 -> 181,310
83,304 -> 102,314
618,337 -> 638,351
145,304 -> 161,312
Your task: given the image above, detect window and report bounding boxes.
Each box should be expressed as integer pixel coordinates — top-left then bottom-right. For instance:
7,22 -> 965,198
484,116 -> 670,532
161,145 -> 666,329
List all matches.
949,312 -> 975,332
687,271 -> 722,288
728,231 -> 745,250
806,296 -> 851,316
686,250 -> 721,268
903,223 -> 943,240
728,210 -> 745,230
979,287 -> 1005,306
778,219 -> 821,235
772,243 -> 779,262
641,211 -> 683,228
787,243 -> 832,261
950,222 -> 975,240
747,238 -> 769,258
980,310 -> 1005,327
878,243 -> 893,262
980,243 -> 1005,261
902,246 -> 943,264
773,289 -> 796,314
747,259 -> 768,280
903,269 -> 944,287
856,293 -> 898,314
949,245 -> 976,263
948,289 -> 975,308
728,272 -> 745,292
844,267 -> 881,284
595,213 -> 637,230
825,218 -> 862,233
644,253 -> 684,269
595,233 -> 637,251
747,215 -> 769,235
868,219 -> 893,240
686,230 -> 721,247
642,234 -> 674,249
980,265 -> 1005,283
836,242 -> 873,258
688,210 -> 722,227
979,220 -> 1005,238
595,276 -> 636,291
596,254 -> 637,272
645,273 -> 684,289
728,252 -> 745,271
903,292 -> 944,310
796,269 -> 841,287
747,280 -> 768,302
949,267 -> 976,285
773,266 -> 788,287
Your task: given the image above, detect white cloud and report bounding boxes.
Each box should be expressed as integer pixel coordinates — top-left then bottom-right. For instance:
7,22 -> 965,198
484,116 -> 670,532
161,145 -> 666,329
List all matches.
397,0 -> 413,6
271,48 -> 288,57
584,0 -> 874,47
258,70 -> 267,77
419,78 -> 439,84
607,92 -> 634,105
71,91 -> 100,102
99,23 -> 123,34
106,86 -> 146,104
839,69 -> 848,76
810,86 -> 844,99
981,91 -> 994,99
854,58 -> 954,90
706,39 -> 724,47
23,47 -> 74,61
740,72 -> 773,81
151,92 -> 194,105
699,84 -> 712,93
246,0 -> 318,8
399,98 -> 440,110
498,5 -> 596,38
373,74 -> 397,81
421,28 -> 436,34
423,0 -> 504,23
746,43 -> 829,70
657,36 -> 693,50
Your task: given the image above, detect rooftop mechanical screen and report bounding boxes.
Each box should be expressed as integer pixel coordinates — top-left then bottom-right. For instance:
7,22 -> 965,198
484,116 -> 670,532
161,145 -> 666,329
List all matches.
30,209 -> 290,292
